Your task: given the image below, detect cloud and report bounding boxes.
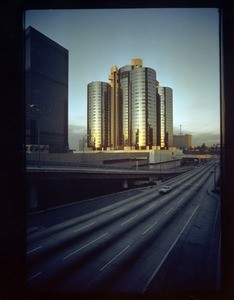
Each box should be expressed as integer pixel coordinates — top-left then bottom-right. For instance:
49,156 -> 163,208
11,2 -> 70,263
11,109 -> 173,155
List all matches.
192,132 -> 220,146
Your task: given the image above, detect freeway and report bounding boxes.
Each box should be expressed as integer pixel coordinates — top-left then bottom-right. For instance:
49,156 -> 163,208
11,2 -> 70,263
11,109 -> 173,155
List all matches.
26,162 -> 220,294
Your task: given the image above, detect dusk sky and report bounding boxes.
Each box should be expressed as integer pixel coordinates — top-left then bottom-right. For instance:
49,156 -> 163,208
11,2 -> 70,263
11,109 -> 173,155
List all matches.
24,8 -> 220,149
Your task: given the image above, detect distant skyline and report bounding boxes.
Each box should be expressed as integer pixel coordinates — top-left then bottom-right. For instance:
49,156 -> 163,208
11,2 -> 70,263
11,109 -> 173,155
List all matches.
24,8 -> 220,149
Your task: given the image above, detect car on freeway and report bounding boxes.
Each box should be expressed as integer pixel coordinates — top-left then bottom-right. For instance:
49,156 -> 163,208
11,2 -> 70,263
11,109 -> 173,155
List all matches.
159,185 -> 172,194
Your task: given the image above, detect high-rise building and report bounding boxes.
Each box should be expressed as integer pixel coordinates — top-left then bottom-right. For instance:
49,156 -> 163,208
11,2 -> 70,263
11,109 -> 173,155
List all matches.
111,58 -> 157,149
158,86 -> 173,149
87,81 -> 111,149
87,59 -> 173,151
25,26 -> 69,153
108,66 -> 120,147
118,64 -> 132,148
130,64 -> 157,149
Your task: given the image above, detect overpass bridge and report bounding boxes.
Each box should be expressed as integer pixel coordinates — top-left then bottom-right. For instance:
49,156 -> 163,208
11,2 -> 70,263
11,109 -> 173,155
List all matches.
26,166 -> 186,211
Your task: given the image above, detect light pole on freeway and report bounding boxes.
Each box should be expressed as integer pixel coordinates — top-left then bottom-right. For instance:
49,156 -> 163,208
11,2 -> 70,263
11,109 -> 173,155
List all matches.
30,104 -> 41,167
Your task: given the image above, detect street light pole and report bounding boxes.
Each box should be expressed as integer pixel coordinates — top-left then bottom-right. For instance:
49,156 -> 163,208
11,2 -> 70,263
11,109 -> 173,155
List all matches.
30,104 -> 41,167
38,111 -> 40,167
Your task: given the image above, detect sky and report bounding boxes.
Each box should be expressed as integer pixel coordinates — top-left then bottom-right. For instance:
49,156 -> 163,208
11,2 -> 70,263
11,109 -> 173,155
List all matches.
24,8 -> 220,149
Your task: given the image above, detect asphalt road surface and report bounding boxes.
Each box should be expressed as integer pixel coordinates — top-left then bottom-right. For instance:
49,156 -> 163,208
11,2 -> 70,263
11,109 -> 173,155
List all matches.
26,162 -> 220,294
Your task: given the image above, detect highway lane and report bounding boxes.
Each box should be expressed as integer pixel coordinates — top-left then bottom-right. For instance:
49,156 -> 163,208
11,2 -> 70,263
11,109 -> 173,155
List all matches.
26,162 -> 220,293
27,164 -> 210,260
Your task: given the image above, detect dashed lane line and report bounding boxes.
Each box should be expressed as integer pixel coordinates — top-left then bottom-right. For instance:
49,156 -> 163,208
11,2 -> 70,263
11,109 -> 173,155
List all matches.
142,203 -> 200,293
142,221 -> 158,235
73,222 -> 95,232
62,232 -> 108,260
27,246 -> 42,255
99,245 -> 131,272
111,208 -> 126,215
121,215 -> 138,226
164,207 -> 174,215
27,271 -> 43,282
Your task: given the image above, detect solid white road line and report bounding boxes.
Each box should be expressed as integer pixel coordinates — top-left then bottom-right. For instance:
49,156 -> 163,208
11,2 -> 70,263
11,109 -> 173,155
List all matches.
26,246 -> 42,255
62,232 -> 108,260
142,203 -> 200,293
73,222 -> 95,232
99,245 -> 131,272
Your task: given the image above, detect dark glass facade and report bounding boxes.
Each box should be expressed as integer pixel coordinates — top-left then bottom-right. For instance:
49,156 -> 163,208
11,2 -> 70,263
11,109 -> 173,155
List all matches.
25,26 -> 69,152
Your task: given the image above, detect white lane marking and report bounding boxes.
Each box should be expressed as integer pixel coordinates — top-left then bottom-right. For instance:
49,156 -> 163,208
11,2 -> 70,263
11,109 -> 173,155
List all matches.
177,198 -> 183,204
99,245 -> 131,272
143,204 -> 155,213
142,203 -> 200,293
142,221 -> 158,235
164,207 -> 174,215
112,208 -> 126,215
62,232 -> 108,260
27,271 -> 42,282
73,222 -> 95,232
26,246 -> 42,255
121,215 -> 138,226
186,192 -> 190,196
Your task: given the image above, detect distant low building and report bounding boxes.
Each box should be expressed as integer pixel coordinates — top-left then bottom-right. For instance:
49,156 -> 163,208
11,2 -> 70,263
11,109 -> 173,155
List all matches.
173,134 -> 192,149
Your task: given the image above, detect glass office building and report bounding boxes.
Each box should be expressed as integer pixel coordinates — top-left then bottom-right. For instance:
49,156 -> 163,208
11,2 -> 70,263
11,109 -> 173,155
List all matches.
158,86 -> 173,148
87,81 -> 111,149
108,66 -> 120,148
118,59 -> 157,149
25,26 -> 69,152
87,59 -> 172,150
119,65 -> 132,147
130,66 -> 157,149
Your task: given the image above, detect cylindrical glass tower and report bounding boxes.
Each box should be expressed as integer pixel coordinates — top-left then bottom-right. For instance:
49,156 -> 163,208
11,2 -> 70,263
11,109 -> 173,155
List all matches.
87,81 -> 111,149
130,67 -> 157,149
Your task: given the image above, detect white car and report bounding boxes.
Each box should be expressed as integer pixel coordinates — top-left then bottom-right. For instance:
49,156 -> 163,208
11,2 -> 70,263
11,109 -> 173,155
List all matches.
159,186 -> 172,194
